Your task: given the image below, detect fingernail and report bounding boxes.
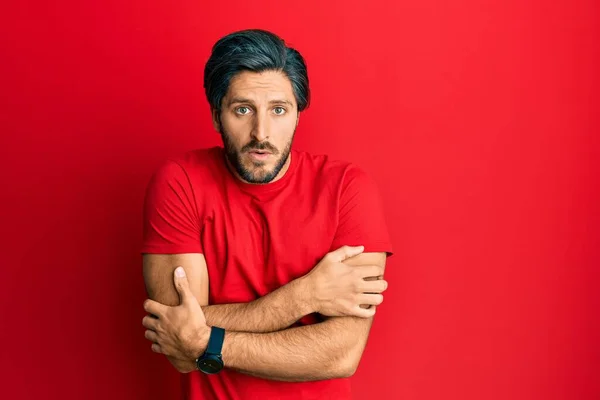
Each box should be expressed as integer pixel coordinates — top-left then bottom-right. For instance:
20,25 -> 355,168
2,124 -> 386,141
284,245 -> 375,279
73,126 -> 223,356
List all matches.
175,267 -> 185,277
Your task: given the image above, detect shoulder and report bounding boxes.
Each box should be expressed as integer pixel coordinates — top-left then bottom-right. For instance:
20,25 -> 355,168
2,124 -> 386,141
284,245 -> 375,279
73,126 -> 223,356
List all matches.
148,146 -> 222,186
294,148 -> 367,177
294,149 -> 374,190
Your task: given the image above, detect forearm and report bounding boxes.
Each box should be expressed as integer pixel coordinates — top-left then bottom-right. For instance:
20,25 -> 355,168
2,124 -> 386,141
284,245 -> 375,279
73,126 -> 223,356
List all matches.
220,316 -> 373,382
201,276 -> 313,333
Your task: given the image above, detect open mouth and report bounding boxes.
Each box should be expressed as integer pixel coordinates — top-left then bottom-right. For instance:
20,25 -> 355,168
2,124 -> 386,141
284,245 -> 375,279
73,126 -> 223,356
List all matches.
248,150 -> 272,160
250,150 -> 270,154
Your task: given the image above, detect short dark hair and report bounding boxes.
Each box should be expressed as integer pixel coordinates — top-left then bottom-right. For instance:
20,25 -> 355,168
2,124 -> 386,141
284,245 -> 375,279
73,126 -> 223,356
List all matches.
203,29 -> 310,112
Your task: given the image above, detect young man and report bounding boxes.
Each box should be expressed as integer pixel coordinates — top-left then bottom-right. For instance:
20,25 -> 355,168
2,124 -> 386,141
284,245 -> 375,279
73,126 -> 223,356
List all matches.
141,29 -> 394,400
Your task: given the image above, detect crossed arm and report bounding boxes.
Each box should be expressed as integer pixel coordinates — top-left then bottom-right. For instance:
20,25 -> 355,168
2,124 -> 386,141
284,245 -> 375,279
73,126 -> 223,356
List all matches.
142,251 -> 386,382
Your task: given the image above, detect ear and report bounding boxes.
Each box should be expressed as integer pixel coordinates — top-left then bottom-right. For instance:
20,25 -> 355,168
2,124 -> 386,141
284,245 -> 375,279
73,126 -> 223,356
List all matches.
211,108 -> 221,132
295,112 -> 300,128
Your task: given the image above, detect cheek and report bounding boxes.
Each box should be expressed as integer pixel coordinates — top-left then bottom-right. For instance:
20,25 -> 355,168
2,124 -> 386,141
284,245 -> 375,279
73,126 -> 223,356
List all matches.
273,117 -> 297,138
221,118 -> 248,143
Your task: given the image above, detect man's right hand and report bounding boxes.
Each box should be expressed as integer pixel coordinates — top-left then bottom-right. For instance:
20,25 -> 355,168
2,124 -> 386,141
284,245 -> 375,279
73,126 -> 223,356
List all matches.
303,245 -> 387,318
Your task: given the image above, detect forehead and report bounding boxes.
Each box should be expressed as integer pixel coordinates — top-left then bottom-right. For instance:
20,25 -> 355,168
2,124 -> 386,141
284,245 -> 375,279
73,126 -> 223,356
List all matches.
226,70 -> 296,104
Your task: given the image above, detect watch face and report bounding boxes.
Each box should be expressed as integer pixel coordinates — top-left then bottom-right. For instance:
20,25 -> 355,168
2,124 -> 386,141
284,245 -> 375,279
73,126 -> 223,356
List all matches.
198,357 -> 223,374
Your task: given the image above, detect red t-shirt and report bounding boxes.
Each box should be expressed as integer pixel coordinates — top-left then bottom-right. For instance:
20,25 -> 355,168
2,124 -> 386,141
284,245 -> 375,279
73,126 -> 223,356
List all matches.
141,146 -> 394,400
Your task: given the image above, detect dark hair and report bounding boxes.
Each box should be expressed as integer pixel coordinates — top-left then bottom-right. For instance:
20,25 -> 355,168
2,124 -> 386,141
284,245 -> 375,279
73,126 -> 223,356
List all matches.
203,29 -> 310,112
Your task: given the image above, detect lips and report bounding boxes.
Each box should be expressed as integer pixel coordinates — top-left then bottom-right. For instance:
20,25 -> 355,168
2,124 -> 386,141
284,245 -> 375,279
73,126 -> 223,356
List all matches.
247,150 -> 272,161
249,150 -> 271,155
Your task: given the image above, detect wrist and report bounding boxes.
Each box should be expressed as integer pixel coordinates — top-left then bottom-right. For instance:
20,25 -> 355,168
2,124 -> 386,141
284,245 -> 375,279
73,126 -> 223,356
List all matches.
294,275 -> 316,316
191,325 -> 212,361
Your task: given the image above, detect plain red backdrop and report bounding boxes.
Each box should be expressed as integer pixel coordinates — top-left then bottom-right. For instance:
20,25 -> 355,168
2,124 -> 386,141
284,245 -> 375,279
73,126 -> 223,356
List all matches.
1,1 -> 598,399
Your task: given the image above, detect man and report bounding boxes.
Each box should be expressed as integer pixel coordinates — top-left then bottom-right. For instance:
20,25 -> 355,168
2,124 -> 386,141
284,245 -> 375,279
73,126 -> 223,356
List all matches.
140,29 -> 394,400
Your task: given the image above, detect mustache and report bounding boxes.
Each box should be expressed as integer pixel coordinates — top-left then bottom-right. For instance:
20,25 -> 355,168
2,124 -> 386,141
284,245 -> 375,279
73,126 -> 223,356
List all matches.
242,141 -> 278,154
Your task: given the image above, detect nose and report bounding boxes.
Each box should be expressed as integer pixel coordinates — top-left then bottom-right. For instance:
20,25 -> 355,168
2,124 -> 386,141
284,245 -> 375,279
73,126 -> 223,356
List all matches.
251,110 -> 270,142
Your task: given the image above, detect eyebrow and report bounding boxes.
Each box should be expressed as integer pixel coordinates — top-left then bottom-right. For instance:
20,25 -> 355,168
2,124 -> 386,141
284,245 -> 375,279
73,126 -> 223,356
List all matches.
228,97 -> 294,107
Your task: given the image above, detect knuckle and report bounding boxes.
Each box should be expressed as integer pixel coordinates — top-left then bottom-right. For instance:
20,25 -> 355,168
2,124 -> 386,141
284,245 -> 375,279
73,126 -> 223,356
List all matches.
342,301 -> 353,313
360,305 -> 376,318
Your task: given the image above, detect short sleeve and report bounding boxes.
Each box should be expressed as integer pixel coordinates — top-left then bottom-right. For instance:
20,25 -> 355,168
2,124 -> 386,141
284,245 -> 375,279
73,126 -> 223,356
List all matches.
141,160 -> 204,254
330,166 -> 394,257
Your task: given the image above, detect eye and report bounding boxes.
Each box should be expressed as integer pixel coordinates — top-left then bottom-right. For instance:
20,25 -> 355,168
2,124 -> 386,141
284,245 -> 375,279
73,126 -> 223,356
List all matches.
235,107 -> 251,115
273,107 -> 286,115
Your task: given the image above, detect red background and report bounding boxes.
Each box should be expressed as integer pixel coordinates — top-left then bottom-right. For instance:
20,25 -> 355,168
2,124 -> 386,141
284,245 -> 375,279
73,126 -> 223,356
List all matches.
1,1 -> 598,399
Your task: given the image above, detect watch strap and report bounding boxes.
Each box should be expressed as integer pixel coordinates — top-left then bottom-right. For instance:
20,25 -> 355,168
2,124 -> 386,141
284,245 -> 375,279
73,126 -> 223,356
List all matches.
205,326 -> 225,356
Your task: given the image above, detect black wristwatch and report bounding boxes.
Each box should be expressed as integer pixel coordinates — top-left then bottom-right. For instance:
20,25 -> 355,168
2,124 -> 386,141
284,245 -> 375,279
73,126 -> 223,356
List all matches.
196,326 -> 225,374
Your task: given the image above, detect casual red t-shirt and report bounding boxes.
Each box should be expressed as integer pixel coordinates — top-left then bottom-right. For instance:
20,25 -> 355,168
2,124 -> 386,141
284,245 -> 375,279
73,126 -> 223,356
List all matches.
141,146 -> 394,400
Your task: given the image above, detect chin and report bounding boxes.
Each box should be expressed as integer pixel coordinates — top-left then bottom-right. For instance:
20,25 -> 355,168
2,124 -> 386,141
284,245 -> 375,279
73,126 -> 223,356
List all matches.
232,157 -> 268,182
247,167 -> 277,184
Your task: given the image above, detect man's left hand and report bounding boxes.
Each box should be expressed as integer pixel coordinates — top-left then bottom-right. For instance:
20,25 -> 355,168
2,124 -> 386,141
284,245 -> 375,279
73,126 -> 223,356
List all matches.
142,266 -> 211,363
